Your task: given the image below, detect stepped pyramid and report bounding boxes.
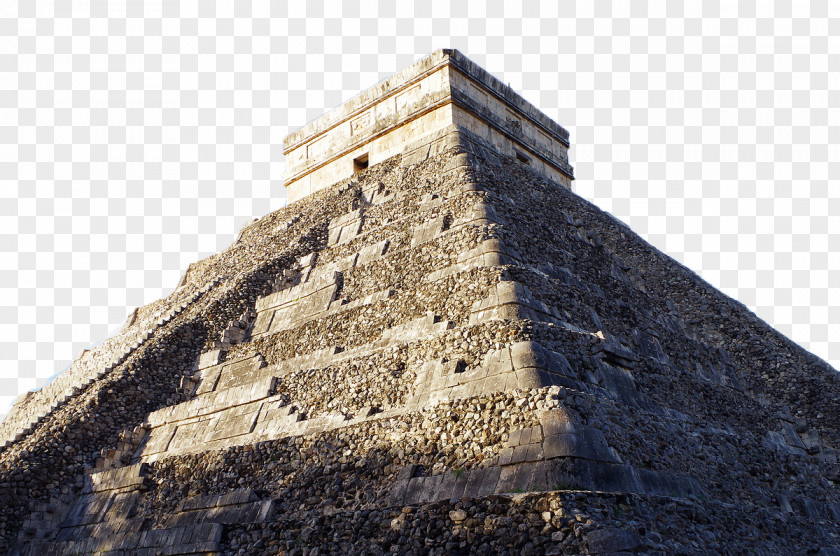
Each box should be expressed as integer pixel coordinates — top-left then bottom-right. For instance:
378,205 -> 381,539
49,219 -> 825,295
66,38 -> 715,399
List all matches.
2,49 -> 840,555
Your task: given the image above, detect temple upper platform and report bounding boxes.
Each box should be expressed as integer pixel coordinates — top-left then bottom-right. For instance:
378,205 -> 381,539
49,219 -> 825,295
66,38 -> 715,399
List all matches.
282,49 -> 574,203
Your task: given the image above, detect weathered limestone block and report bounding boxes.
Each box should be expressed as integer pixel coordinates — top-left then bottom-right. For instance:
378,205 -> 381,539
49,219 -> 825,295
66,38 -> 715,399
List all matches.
197,349 -> 223,370
139,425 -> 176,457
205,403 -> 264,442
410,215 -> 448,247
164,421 -> 213,456
408,340 -> 586,409
510,340 -> 574,377
542,427 -> 621,464
764,429 -> 807,457
107,491 -> 139,522
592,359 -> 641,401
328,208 -> 364,246
468,281 -> 560,326
423,238 -> 516,283
166,489 -> 273,528
251,270 -> 342,338
455,199 -> 506,228
409,346 -> 521,407
440,151 -> 473,175
356,239 -> 390,267
213,354 -> 267,392
634,328 -> 668,364
585,527 -> 642,554
328,287 -> 395,318
255,269 -> 341,313
381,312 -> 453,344
88,463 -> 150,494
468,281 -> 526,324
61,493 -> 115,528
594,335 -> 638,366
360,180 -> 393,206
167,500 -> 274,528
271,346 -> 344,375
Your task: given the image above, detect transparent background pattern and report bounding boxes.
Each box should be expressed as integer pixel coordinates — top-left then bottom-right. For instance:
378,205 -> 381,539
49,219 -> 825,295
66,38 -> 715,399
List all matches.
1,1 -> 838,420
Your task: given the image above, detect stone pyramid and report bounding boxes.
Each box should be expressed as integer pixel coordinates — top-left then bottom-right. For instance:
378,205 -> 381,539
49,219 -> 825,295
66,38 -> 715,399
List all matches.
3,49 -> 840,555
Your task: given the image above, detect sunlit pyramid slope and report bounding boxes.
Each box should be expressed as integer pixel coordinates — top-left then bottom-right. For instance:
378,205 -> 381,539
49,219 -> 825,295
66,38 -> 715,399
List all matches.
3,49 -> 840,555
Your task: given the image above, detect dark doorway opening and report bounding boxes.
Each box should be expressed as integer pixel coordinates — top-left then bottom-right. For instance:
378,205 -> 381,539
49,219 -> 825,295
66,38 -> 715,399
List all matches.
354,153 -> 369,174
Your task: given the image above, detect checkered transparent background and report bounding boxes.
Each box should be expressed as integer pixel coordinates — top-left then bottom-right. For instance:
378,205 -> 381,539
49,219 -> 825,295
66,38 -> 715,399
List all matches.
1,1 -> 838,420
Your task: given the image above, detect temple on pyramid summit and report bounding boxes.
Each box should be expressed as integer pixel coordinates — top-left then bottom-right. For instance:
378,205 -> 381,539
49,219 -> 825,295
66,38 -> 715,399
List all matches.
2,49 -> 840,555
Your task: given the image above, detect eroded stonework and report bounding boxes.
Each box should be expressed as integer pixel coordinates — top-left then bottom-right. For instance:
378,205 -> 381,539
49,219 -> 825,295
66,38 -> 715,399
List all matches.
2,55 -> 840,556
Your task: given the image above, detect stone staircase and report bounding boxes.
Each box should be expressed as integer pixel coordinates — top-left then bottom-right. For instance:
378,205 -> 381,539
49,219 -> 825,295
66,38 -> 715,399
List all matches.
9,457 -> 272,556
13,494 -> 76,546
0,279 -> 222,450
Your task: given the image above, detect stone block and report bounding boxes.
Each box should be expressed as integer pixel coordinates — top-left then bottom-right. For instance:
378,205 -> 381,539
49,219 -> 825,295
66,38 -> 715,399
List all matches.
400,145 -> 430,167
792,496 -> 824,519
388,479 -> 410,506
510,340 -> 574,379
509,340 -> 541,370
544,431 -> 602,463
506,428 -> 523,447
63,493 -> 115,527
497,447 -> 515,466
356,239 -> 390,266
435,471 -> 459,502
526,443 -> 544,462
509,462 -> 536,492
403,476 -> 424,505
89,463 -> 150,493
515,368 -> 553,389
529,460 -> 556,491
328,210 -> 364,246
538,409 -> 575,437
197,350 -> 223,370
116,516 -> 148,535
462,468 -> 487,499
418,475 -> 443,504
510,445 -> 530,465
644,471 -> 702,498
329,208 -> 364,230
482,347 -> 513,375
634,329 -> 667,363
107,492 -> 139,521
595,359 -> 636,391
449,470 -> 471,500
477,466 -> 502,497
410,216 -> 446,247
494,465 -> 518,494
193,367 -> 222,396
140,426 -> 176,456
479,373 -> 509,396
523,426 -> 542,445
781,423 -> 807,451
578,460 -> 642,494
598,336 -> 637,363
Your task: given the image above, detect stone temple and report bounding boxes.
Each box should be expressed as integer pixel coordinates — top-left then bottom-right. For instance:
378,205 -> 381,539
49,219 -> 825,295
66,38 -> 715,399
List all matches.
2,49 -> 840,555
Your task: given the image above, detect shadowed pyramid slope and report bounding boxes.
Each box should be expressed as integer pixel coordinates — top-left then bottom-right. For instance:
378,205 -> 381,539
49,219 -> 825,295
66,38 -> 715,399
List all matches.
2,51 -> 839,554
